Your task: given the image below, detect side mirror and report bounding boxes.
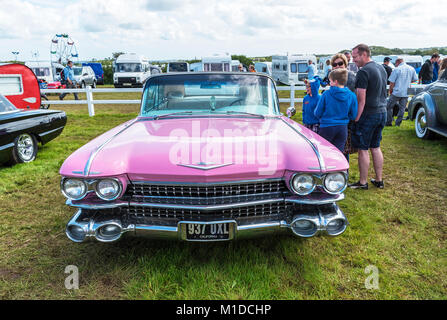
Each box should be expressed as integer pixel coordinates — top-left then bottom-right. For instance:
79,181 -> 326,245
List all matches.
83,73 -> 88,76
287,106 -> 296,118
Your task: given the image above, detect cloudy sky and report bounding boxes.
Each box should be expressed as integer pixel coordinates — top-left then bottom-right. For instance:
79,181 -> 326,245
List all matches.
1,0 -> 446,62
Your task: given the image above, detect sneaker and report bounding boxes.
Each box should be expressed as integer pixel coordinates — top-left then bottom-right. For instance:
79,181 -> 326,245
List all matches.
370,179 -> 384,189
348,181 -> 368,190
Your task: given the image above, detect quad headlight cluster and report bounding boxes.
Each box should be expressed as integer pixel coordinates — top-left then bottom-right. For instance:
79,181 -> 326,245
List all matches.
290,172 -> 347,195
61,178 -> 122,201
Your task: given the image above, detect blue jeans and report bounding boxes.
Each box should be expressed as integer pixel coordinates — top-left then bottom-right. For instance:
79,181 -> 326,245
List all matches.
318,125 -> 348,152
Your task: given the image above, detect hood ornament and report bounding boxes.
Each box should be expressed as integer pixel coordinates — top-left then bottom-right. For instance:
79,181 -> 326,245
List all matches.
177,162 -> 233,170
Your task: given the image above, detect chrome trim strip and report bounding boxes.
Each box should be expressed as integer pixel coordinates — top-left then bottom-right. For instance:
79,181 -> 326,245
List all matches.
38,126 -> 65,137
0,143 -> 14,151
279,117 -> 326,172
84,118 -> 139,176
129,177 -> 284,186
177,163 -> 233,170
286,193 -> 345,204
66,199 -> 129,209
129,198 -> 284,211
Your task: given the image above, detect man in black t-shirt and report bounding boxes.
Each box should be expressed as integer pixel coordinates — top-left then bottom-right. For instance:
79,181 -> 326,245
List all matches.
349,44 -> 387,190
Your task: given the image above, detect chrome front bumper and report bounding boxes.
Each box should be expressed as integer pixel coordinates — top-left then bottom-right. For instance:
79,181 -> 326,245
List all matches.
65,202 -> 348,243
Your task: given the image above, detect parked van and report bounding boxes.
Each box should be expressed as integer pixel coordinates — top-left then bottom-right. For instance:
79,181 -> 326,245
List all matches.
254,62 -> 272,76
113,53 -> 151,88
167,61 -> 189,72
82,62 -> 104,84
272,54 -> 317,85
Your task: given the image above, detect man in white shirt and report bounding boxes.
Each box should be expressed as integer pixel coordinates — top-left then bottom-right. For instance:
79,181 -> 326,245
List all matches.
386,57 -> 418,126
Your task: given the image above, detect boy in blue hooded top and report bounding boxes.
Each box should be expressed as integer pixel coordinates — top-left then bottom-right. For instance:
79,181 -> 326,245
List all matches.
302,77 -> 321,132
314,69 -> 358,152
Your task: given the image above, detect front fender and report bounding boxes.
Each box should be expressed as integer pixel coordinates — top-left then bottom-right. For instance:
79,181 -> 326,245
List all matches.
409,92 -> 437,127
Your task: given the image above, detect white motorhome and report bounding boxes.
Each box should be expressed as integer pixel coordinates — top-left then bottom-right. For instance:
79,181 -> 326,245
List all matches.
201,53 -> 231,72
271,54 -> 317,85
254,62 -> 272,76
113,53 -> 151,88
167,61 -> 189,72
25,61 -> 64,83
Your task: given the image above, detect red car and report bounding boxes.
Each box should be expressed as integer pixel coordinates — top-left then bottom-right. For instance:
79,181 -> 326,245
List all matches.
0,63 -> 41,109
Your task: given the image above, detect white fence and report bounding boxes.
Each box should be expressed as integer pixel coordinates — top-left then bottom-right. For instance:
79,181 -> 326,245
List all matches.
41,84 -> 426,117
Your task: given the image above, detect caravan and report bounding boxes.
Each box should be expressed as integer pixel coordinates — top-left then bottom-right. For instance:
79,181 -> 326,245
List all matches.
271,54 -> 317,85
113,53 -> 152,88
167,61 -> 189,73
201,53 -> 231,72
254,62 -> 272,76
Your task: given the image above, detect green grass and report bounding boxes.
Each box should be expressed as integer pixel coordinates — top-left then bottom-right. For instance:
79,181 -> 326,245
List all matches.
0,93 -> 446,299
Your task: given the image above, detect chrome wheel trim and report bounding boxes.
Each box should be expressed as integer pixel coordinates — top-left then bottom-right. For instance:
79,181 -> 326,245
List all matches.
17,134 -> 35,162
415,108 -> 427,138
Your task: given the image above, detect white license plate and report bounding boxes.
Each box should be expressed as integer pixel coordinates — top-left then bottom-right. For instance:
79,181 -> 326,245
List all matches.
123,83 -> 131,86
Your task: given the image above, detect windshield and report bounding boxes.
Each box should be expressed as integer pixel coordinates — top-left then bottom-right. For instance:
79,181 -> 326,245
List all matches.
169,63 -> 188,72
115,63 -> 142,73
73,67 -> 82,76
0,95 -> 17,113
141,74 -> 279,117
32,67 -> 50,77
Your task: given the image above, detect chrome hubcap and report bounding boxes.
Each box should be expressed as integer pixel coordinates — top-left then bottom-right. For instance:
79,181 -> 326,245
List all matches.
416,112 -> 427,134
17,134 -> 34,161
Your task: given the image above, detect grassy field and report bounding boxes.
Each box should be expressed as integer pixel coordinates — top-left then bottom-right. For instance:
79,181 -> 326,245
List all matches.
0,89 -> 446,299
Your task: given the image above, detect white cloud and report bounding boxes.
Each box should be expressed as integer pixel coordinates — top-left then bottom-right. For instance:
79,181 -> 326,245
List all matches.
0,0 -> 446,61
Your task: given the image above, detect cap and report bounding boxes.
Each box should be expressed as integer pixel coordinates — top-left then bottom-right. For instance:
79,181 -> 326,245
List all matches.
383,57 -> 391,62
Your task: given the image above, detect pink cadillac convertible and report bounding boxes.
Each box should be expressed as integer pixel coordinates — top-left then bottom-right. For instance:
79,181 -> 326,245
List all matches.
60,73 -> 349,243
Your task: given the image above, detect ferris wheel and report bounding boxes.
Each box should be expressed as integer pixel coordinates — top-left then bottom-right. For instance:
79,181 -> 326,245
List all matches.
50,34 -> 79,65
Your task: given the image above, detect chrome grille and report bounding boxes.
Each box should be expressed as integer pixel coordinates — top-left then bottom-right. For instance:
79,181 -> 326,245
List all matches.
127,201 -> 286,221
126,180 -> 288,205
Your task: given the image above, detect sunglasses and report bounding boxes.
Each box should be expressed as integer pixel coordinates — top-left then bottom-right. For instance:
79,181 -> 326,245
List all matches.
332,61 -> 345,67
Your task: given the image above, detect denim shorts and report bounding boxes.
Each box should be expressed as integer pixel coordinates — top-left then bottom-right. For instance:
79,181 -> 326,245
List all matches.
351,112 -> 386,150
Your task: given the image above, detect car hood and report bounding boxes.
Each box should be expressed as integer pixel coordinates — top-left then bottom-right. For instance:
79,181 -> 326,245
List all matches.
60,116 -> 348,182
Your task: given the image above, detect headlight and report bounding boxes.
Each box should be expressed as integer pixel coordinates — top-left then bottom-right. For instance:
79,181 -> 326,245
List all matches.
95,179 -> 122,201
290,174 -> 315,195
62,179 -> 87,200
323,172 -> 347,194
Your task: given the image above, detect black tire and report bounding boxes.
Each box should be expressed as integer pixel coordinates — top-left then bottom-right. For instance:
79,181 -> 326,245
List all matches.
10,133 -> 38,164
415,107 -> 434,140
40,94 -> 50,109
